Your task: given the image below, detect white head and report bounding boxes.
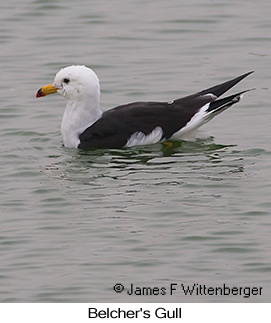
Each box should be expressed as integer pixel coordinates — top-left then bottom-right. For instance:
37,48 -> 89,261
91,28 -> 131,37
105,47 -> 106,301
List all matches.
36,65 -> 103,148
54,65 -> 100,102
37,65 -> 100,101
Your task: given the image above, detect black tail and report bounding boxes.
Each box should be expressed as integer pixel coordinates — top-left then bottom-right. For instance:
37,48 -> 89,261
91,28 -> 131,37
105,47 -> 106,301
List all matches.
207,89 -> 254,114
199,71 -> 254,98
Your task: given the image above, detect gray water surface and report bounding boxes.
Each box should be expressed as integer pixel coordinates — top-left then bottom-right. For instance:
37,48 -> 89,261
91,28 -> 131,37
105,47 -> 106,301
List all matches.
0,0 -> 270,302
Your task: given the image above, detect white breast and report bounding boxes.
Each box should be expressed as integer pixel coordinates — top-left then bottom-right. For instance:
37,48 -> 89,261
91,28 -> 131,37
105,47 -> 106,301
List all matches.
61,101 -> 102,148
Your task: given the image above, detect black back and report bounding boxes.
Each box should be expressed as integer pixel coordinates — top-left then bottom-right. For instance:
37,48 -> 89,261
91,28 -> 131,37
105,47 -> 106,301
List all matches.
79,72 -> 253,149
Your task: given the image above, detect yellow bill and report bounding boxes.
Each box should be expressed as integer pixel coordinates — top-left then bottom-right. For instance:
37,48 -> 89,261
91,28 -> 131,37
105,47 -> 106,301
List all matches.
36,83 -> 58,98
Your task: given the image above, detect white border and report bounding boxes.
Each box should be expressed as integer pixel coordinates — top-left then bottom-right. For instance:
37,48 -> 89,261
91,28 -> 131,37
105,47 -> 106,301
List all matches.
0,303 -> 269,322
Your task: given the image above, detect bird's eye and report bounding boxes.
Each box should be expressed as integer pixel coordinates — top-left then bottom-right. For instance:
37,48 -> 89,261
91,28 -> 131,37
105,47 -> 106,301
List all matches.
63,78 -> 70,84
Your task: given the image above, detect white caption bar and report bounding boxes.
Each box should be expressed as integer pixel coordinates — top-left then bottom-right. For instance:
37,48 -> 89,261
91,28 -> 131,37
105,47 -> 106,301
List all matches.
0,303 -> 268,323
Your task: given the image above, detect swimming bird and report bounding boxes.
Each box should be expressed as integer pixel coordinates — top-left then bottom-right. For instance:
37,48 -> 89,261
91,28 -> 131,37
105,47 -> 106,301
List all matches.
36,66 -> 253,149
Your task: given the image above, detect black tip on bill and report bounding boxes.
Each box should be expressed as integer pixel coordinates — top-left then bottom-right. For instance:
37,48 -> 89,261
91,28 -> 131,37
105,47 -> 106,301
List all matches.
36,88 -> 45,98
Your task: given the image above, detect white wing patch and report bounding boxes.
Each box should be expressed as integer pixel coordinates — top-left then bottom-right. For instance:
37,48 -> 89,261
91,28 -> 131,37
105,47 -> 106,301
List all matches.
125,126 -> 164,147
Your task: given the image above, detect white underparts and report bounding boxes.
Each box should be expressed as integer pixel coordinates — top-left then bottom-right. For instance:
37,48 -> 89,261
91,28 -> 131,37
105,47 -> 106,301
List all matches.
125,126 -> 164,147
170,93 -> 217,140
172,92 -> 242,140
171,103 -> 212,140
